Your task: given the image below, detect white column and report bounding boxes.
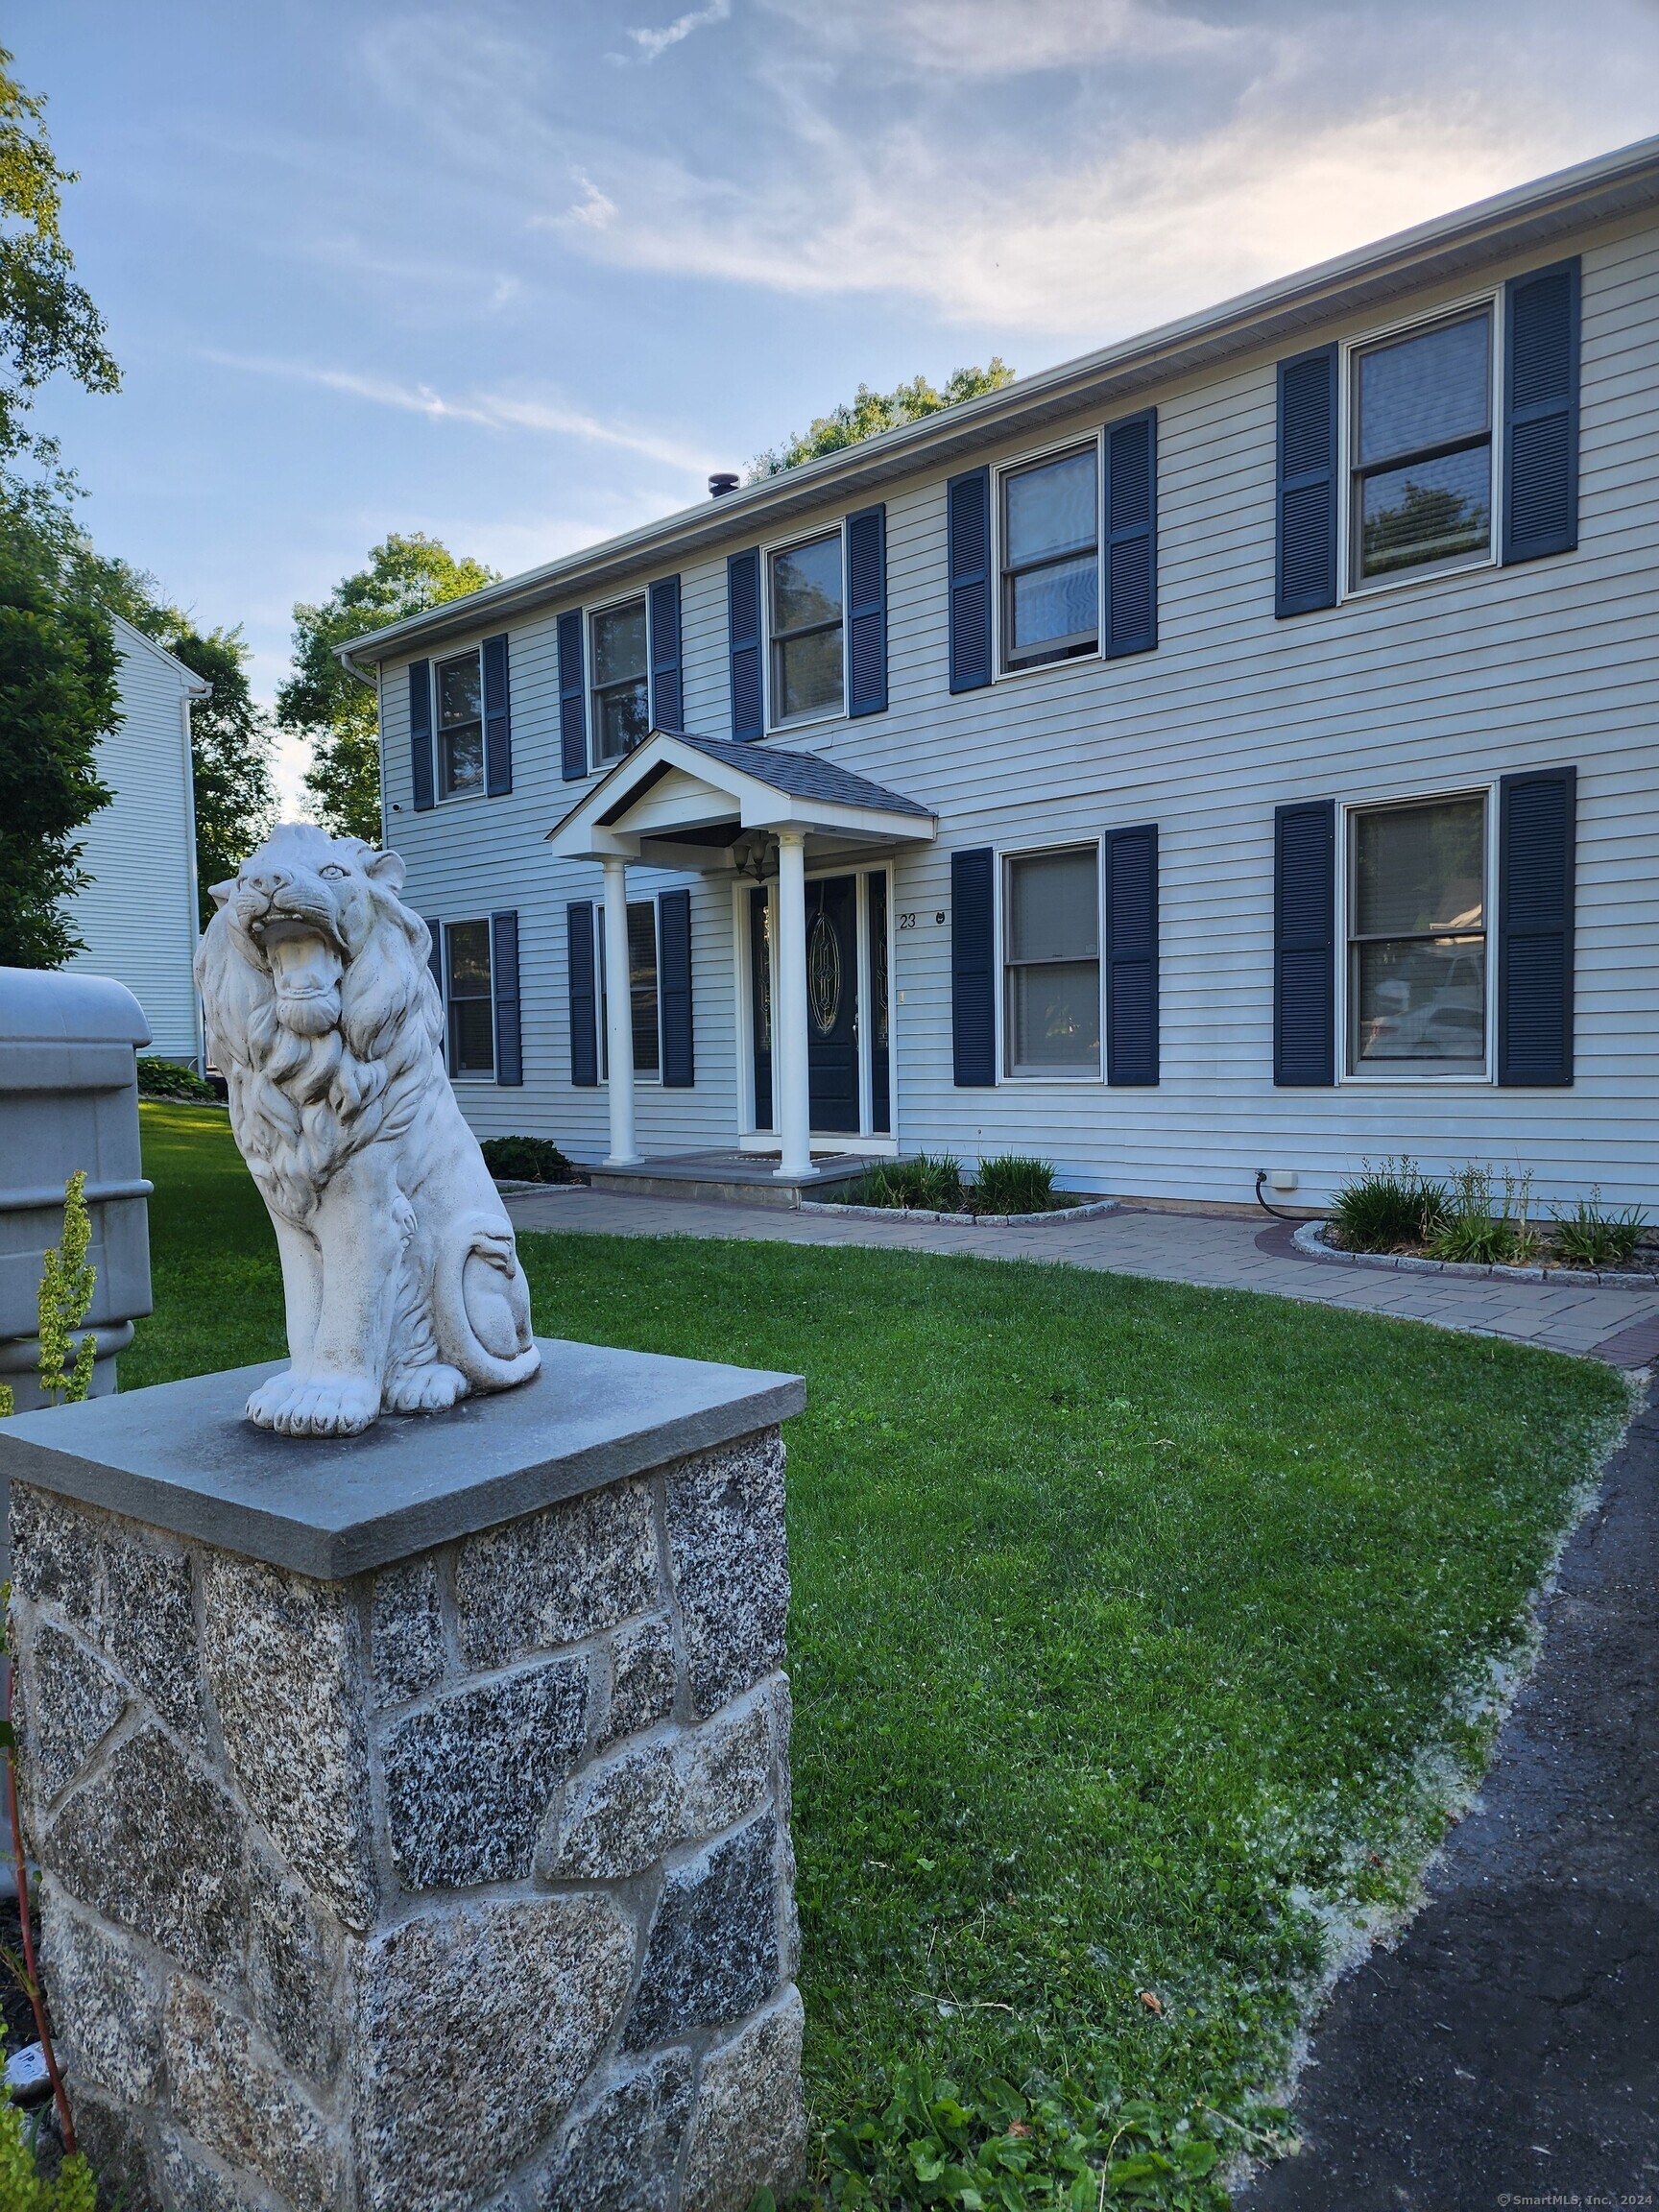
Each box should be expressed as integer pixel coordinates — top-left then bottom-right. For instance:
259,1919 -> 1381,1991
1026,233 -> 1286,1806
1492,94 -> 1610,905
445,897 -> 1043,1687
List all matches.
773,830 -> 812,1179
601,855 -> 642,1166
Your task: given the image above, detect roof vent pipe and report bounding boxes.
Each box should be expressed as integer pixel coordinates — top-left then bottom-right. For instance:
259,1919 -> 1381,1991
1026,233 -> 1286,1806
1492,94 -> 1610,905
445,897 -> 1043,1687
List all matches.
708,472 -> 740,498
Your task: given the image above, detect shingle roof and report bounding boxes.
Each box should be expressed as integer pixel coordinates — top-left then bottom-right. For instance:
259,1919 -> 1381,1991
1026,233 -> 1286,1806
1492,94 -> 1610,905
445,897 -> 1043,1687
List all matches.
658,730 -> 933,819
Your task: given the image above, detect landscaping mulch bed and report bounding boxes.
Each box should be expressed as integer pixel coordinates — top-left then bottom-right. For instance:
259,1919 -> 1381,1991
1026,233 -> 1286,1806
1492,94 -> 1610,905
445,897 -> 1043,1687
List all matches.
803,1193 -> 1118,1227
1301,1219 -> 1659,1286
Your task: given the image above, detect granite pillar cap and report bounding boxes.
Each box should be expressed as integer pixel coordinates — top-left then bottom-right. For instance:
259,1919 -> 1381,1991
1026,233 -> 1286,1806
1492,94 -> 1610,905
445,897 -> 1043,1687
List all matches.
0,1340 -> 804,1577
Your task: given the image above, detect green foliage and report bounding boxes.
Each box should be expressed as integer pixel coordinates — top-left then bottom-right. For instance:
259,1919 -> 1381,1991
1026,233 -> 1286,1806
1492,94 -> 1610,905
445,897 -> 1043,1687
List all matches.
750,364 -> 1015,480
36,1170 -> 95,1405
0,500 -> 118,967
973,1157 -> 1057,1216
1427,1164 -> 1538,1266
1551,1188 -> 1648,1268
0,2061 -> 97,2212
277,534 -> 499,841
849,1153 -> 965,1213
0,47 -> 119,470
813,2064 -> 1237,2209
136,1056 -> 219,1103
1328,1156 -> 1449,1253
0,1383 -> 11,1418
479,1135 -> 576,1185
130,1103 -> 1628,2208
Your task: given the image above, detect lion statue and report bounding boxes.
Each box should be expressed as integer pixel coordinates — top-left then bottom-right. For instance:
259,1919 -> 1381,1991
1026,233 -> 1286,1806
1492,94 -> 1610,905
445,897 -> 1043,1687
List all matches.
195,823 -> 540,1437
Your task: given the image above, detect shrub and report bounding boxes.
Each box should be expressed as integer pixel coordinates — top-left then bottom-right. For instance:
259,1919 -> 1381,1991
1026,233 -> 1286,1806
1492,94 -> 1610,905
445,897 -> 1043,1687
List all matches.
848,1153 -> 964,1213
0,2041 -> 96,2210
136,1056 -> 219,1102
1427,1164 -> 1539,1266
1329,1156 -> 1448,1251
973,1155 -> 1056,1214
1552,1188 -> 1649,1268
479,1136 -> 575,1185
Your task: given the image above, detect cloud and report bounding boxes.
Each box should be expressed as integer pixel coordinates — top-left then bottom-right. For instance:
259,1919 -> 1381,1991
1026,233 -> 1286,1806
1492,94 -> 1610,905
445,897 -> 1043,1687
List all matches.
203,352 -> 719,475
619,0 -> 733,64
759,0 -> 1238,74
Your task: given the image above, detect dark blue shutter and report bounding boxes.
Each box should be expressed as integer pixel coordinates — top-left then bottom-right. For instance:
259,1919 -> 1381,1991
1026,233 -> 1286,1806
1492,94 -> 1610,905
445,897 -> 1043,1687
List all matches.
659,887 -> 694,1088
951,847 -> 996,1086
1276,345 -> 1338,617
1498,768 -> 1575,1086
728,550 -> 763,740
482,633 -> 512,796
409,661 -> 435,811
1503,259 -> 1580,565
424,919 -> 446,1071
649,575 -> 683,732
558,612 -> 587,781
567,902 -> 598,1087
846,504 -> 888,716
1104,825 -> 1158,1084
1274,800 -> 1335,1086
1104,412 -> 1157,658
491,911 -> 522,1086
947,468 -> 992,692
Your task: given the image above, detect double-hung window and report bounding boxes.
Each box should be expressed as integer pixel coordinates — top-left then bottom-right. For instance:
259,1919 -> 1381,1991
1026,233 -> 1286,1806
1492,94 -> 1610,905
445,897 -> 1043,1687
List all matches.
1000,445 -> 1098,671
436,651 -> 484,798
590,599 -> 650,763
1003,846 -> 1100,1076
769,534 -> 843,724
1348,794 -> 1486,1074
598,900 -> 661,1078
1351,308 -> 1493,589
445,920 -> 494,1076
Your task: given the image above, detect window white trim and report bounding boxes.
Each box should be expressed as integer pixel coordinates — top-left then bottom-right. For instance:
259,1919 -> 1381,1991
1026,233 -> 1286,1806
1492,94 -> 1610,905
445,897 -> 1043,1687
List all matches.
996,835 -> 1105,1084
587,590 -> 651,771
763,522 -> 848,734
1337,287 -> 1503,605
1335,780 -> 1498,1086
990,429 -> 1105,686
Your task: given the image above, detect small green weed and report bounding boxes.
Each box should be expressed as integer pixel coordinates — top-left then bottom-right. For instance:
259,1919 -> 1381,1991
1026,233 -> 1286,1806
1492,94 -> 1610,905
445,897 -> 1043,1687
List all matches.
973,1156 -> 1057,1215
1428,1165 -> 1539,1265
1551,1189 -> 1649,1268
1328,1157 -> 1447,1252
849,1154 -> 965,1213
480,1135 -> 576,1185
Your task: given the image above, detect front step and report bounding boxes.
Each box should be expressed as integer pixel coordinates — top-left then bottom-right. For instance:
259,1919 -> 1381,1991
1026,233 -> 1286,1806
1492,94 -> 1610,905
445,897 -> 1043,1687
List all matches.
584,1150 -> 879,1211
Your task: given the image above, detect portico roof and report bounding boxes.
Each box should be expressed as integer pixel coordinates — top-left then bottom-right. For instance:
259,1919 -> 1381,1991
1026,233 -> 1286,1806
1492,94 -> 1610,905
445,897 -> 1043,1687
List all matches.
544,728 -> 936,866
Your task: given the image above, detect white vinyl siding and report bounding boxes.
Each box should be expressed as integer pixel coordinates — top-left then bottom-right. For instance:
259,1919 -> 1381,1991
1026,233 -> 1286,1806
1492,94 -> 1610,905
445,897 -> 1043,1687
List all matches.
378,210 -> 1659,1209
62,618 -> 204,1067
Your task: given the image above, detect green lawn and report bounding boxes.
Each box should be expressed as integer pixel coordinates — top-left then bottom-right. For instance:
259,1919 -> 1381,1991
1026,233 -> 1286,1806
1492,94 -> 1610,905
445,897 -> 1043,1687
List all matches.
129,1105 -> 1625,2207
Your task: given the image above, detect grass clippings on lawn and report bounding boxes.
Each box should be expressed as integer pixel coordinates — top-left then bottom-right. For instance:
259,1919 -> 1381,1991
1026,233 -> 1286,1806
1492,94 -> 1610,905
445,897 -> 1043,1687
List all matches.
125,1106 -> 1628,2208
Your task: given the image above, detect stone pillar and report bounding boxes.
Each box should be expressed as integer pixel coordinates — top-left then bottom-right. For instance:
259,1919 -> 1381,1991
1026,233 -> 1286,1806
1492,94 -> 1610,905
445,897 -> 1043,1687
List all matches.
601,854 -> 643,1166
0,1339 -> 806,2212
772,831 -> 812,1181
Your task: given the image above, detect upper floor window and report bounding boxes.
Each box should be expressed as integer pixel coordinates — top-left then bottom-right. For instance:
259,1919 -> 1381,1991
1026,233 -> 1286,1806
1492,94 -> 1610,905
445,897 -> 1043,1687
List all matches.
769,533 -> 843,725
1351,308 -> 1493,589
1000,445 -> 1098,671
436,652 -> 484,798
445,919 -> 494,1075
1348,793 -> 1486,1074
1003,844 -> 1100,1077
591,599 -> 650,764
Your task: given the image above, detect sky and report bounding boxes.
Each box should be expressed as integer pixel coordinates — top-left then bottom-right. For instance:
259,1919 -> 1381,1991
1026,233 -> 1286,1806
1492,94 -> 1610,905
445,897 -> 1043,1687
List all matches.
15,0 -> 1659,814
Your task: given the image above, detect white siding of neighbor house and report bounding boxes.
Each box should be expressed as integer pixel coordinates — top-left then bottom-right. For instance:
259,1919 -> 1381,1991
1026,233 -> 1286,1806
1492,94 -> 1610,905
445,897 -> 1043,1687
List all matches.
378,208 -> 1659,1211
62,617 -> 203,1067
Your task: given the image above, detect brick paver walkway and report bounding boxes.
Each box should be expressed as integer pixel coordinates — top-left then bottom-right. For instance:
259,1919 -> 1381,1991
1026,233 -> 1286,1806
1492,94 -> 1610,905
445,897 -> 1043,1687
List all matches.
505,1189 -> 1659,1368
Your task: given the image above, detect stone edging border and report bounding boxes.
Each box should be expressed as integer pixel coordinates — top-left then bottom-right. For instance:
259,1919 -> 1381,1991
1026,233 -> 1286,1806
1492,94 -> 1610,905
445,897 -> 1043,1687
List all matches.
801,1196 -> 1120,1229
1291,1217 -> 1659,1287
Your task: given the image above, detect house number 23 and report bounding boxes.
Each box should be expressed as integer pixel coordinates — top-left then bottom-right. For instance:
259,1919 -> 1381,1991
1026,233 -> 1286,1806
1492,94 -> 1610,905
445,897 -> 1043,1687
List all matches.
896,912 -> 947,930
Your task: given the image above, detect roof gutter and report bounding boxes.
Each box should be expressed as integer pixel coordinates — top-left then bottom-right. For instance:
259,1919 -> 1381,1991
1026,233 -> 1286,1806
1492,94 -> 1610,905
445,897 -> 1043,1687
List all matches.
335,131 -> 1659,675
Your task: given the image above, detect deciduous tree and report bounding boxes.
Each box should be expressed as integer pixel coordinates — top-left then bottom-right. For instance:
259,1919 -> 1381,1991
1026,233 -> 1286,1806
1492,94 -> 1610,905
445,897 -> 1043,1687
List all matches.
749,361 -> 1015,478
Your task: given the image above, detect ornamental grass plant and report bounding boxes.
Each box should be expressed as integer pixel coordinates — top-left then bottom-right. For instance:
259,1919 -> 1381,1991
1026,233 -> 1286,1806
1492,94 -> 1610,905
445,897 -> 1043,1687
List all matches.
972,1156 -> 1057,1215
1427,1165 -> 1539,1266
1328,1156 -> 1448,1252
1551,1188 -> 1649,1268
849,1153 -> 965,1213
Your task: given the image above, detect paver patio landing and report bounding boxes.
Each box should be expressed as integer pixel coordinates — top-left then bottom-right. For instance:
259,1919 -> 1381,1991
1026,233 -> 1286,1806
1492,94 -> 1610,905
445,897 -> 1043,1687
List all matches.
504,1189 -> 1659,1367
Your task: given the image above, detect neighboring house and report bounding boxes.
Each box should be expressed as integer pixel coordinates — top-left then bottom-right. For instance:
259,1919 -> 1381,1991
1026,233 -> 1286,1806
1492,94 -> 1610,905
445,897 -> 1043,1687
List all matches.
340,135 -> 1659,1211
63,614 -> 207,1070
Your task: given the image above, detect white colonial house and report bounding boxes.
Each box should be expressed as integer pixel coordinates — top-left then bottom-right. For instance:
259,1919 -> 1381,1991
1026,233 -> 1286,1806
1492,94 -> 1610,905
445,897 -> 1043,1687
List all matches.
340,136 -> 1659,1211
63,613 -> 207,1070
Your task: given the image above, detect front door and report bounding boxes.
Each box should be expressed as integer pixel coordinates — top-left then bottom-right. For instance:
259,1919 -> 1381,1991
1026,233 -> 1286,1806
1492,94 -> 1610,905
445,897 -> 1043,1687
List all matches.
805,874 -> 859,1134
